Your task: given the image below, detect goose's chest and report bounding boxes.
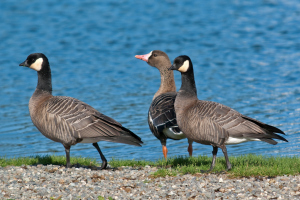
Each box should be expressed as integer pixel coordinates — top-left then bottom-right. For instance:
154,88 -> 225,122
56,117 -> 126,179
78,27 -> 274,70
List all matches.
28,94 -> 52,125
29,96 -> 39,116
174,96 -> 196,125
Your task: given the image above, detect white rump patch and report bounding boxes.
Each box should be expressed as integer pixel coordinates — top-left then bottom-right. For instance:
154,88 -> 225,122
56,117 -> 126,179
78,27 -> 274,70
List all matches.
30,58 -> 43,71
163,126 -> 186,140
225,137 -> 260,145
178,60 -> 189,72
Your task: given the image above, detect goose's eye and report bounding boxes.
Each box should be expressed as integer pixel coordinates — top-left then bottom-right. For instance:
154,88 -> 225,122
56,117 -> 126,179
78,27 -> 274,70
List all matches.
153,54 -> 157,57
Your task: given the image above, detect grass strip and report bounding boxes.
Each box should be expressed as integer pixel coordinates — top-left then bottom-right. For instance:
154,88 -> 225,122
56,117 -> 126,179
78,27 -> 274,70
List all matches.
1,154 -> 299,177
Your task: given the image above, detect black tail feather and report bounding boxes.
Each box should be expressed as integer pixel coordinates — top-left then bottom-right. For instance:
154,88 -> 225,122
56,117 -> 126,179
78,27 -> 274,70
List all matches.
260,138 -> 277,145
120,126 -> 143,145
270,133 -> 288,142
242,115 -> 286,134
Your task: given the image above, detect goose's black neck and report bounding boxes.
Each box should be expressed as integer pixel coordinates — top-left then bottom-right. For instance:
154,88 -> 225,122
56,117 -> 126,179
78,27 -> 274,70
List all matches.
179,64 -> 197,97
36,60 -> 52,94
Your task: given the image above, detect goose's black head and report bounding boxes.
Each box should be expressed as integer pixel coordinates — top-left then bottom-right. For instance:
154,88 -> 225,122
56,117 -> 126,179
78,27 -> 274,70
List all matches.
169,55 -> 192,73
135,50 -> 171,70
19,53 -> 49,72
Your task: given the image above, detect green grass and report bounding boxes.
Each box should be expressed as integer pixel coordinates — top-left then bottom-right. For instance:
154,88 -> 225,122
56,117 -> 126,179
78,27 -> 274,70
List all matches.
98,196 -> 113,200
1,154 -> 299,177
111,154 -> 300,177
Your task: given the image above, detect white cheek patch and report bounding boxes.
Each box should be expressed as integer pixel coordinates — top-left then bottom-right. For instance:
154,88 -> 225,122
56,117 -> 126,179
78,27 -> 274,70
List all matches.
30,58 -> 43,71
178,60 -> 189,72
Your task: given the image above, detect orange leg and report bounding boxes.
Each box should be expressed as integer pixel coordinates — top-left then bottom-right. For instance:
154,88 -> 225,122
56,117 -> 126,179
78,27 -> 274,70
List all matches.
188,143 -> 193,157
162,145 -> 168,159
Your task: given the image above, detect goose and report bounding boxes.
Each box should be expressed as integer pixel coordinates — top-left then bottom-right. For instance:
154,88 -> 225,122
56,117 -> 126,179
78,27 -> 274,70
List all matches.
135,50 -> 193,159
169,55 -> 288,171
19,53 -> 143,169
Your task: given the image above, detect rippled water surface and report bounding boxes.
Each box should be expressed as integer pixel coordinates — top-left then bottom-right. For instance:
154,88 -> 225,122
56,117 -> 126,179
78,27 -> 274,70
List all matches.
1,0 -> 300,162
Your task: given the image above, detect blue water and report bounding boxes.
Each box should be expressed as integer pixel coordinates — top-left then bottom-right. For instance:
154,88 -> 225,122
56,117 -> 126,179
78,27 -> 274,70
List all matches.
0,0 -> 299,162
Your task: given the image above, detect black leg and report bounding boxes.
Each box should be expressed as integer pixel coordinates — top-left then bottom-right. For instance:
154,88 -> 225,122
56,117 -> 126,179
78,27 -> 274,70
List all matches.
209,146 -> 218,171
188,139 -> 193,157
92,143 -> 107,169
220,144 -> 231,171
201,146 -> 218,173
64,145 -> 71,168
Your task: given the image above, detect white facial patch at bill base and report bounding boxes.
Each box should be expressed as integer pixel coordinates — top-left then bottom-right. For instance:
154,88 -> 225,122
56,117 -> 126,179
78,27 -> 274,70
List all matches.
178,60 -> 189,72
30,58 -> 43,71
144,51 -> 153,62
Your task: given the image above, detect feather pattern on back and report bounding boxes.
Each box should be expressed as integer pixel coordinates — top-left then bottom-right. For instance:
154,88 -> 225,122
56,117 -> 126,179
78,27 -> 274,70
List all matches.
148,92 -> 184,141
176,98 -> 287,146
30,95 -> 142,147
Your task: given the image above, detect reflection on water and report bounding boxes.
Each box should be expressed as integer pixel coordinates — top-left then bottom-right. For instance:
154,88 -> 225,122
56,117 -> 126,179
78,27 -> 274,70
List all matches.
0,0 -> 299,162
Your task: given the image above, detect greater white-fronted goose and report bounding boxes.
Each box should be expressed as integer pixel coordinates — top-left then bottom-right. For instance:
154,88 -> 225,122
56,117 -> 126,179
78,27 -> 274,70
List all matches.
135,50 -> 193,159
19,53 -> 143,169
169,55 -> 288,171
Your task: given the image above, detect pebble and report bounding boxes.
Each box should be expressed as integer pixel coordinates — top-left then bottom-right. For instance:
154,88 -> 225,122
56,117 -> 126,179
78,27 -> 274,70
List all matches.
0,165 -> 299,199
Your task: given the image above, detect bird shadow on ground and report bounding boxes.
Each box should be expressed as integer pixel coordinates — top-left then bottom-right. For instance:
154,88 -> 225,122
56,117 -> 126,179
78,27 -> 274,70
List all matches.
158,156 -> 214,168
27,155 -> 110,170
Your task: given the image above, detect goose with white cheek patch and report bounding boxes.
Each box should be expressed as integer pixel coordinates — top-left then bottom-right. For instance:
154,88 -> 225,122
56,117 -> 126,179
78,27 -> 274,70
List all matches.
19,53 -> 143,169
169,55 -> 288,171
135,50 -> 193,159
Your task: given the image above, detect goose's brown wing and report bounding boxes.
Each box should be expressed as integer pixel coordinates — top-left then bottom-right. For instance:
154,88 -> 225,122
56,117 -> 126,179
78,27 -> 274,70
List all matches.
44,96 -> 143,146
194,100 -> 287,144
181,112 -> 228,146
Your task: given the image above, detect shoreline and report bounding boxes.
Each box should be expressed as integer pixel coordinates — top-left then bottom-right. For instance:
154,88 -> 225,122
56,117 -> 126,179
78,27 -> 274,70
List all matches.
1,164 -> 299,199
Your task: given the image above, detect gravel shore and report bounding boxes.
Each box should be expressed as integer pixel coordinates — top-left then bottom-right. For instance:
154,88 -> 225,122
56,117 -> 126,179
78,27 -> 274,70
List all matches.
0,164 -> 299,200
